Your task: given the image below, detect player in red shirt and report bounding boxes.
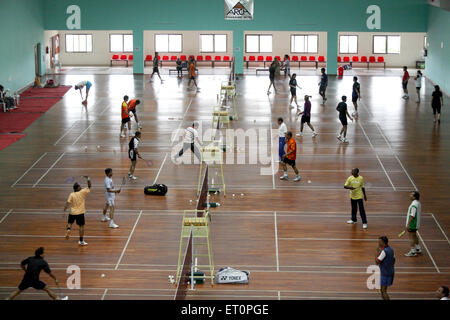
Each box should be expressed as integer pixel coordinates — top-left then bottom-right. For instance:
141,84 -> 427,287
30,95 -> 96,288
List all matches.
402,66 -> 410,99
280,131 -> 301,182
127,99 -> 141,129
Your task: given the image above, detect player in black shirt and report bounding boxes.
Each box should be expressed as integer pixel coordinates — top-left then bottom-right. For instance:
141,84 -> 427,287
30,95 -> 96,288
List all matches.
7,247 -> 60,300
431,85 -> 444,124
336,96 -> 353,143
267,62 -> 277,95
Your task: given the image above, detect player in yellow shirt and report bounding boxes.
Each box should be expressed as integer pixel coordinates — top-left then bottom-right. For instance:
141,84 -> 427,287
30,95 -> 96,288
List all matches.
63,176 -> 92,245
344,168 -> 368,229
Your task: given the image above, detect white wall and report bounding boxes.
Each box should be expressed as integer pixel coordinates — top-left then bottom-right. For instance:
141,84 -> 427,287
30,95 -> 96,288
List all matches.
243,31 -> 328,60
338,32 -> 426,67
58,30 -> 132,66
143,30 -> 234,58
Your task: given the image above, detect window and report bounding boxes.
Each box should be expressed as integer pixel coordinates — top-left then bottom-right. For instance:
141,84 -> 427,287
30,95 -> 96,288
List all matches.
110,34 -> 133,52
373,35 -> 401,54
245,34 -> 272,53
65,34 -> 92,52
200,34 -> 227,52
424,36 -> 427,48
339,35 -> 358,54
290,35 -> 318,53
155,34 -> 182,52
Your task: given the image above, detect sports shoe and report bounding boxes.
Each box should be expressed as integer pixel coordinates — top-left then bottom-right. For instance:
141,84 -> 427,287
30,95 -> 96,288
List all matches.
346,220 -> 357,224
337,135 -> 343,141
138,123 -> 142,129
312,132 -> 318,137
415,248 -> 422,254
362,224 -> 368,229
280,175 -> 288,180
296,133 -> 303,137
342,138 -> 349,143
293,176 -> 301,182
109,222 -> 119,229
120,133 -> 125,138
404,250 -> 417,257
129,175 -> 137,180
65,229 -> 71,240
101,215 -> 111,222
78,241 -> 88,246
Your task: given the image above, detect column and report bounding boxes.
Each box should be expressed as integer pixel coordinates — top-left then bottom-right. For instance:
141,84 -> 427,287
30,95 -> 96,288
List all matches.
326,30 -> 338,75
133,28 -> 144,74
233,29 -> 244,75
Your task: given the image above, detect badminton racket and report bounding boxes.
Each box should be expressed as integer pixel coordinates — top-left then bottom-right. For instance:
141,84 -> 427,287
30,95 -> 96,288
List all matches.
398,230 -> 406,238
139,156 -> 153,167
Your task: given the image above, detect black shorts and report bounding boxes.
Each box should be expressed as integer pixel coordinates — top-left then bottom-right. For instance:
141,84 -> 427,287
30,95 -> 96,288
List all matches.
339,116 -> 348,126
122,117 -> 130,124
283,157 -> 296,167
432,105 -> 441,114
408,228 -> 417,233
68,214 -> 85,226
269,75 -> 274,81
128,149 -> 137,161
319,86 -> 326,94
416,87 -> 421,90
153,67 -> 159,73
189,76 -> 195,80
402,81 -> 408,89
18,278 -> 46,291
301,115 -> 310,124
290,89 -> 296,97
352,94 -> 358,102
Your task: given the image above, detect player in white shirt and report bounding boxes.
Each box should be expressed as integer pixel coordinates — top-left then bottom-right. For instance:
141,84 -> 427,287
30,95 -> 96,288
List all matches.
174,122 -> 201,163
414,70 -> 422,103
102,168 -> 120,228
404,191 -> 422,257
277,118 -> 287,170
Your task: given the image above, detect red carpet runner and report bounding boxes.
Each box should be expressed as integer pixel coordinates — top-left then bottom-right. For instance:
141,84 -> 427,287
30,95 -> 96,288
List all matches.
0,85 -> 71,150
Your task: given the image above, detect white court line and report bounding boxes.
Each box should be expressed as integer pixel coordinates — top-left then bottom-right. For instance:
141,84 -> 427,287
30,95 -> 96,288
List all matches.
394,154 -> 418,191
171,97 -> 194,144
417,231 -> 440,273
274,211 -> 279,272
0,209 -> 13,224
33,167 -> 159,171
0,234 -> 128,239
269,125 -> 275,189
101,289 -> 108,300
152,153 -> 168,185
430,213 -> 450,246
278,291 -> 281,300
11,152 -> 48,187
358,122 -> 396,191
279,237 -> 447,242
53,120 -> 79,145
32,152 -> 66,188
374,122 -> 394,152
115,210 -> 143,270
72,121 -> 96,145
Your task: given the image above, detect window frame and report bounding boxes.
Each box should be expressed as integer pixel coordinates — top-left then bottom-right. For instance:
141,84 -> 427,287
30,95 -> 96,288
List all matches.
338,35 -> 358,54
65,34 -> 93,53
154,34 -> 183,53
290,34 -> 319,54
199,34 -> 227,53
245,34 -> 273,53
109,34 -> 133,53
373,35 -> 401,54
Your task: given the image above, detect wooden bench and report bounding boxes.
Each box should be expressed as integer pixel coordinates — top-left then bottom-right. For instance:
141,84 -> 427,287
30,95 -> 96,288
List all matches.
169,67 -> 199,75
256,68 -> 270,75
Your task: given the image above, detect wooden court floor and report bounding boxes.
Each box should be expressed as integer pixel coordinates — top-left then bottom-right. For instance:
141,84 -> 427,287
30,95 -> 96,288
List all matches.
0,69 -> 449,299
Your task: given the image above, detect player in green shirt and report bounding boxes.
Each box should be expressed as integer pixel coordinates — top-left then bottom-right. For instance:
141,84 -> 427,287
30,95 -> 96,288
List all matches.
405,191 -> 422,257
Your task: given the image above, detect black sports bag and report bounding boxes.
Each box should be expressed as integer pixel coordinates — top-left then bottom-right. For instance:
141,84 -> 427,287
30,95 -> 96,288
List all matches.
144,184 -> 168,196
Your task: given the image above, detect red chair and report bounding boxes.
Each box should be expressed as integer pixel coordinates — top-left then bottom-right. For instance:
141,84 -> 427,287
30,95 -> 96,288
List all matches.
144,55 -> 152,66
111,54 -> 120,66
352,56 -> 359,62
214,56 -> 221,61
343,57 -> 350,63
128,55 -> 133,61
337,57 -> 342,62
300,56 -> 307,61
309,56 -> 316,61
257,55 -> 264,62
360,56 -> 368,62
318,56 -> 325,62
244,56 -> 247,61
274,55 -> 281,62
369,56 -> 376,63
120,54 -> 128,67
180,55 -> 187,61
158,55 -> 161,60
197,55 -> 204,61
377,57 -> 384,62
249,56 -> 256,61
170,56 -> 177,61
291,56 -> 298,61
264,56 -> 273,67
223,56 -> 230,61
205,55 -> 212,61
162,56 -> 169,61
188,55 -> 195,61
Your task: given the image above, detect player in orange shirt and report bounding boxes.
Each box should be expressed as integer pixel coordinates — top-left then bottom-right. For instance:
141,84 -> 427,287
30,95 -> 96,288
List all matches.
120,95 -> 132,138
280,131 -> 301,182
127,98 -> 141,129
187,58 -> 199,91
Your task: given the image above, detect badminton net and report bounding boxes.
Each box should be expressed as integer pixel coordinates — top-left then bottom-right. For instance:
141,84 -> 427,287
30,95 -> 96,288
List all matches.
173,228 -> 193,300
196,164 -> 208,215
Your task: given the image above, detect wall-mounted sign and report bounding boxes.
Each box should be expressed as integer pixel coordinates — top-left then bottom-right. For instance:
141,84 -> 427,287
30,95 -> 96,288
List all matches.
366,5 -> 381,30
225,0 -> 254,20
66,5 -> 81,29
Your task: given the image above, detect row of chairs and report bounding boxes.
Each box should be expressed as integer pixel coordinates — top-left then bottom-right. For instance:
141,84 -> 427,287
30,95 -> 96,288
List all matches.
338,56 -> 386,69
110,54 -> 233,67
244,55 -> 326,69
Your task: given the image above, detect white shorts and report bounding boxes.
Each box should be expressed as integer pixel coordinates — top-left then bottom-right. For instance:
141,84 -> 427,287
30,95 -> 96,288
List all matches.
105,198 -> 115,207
